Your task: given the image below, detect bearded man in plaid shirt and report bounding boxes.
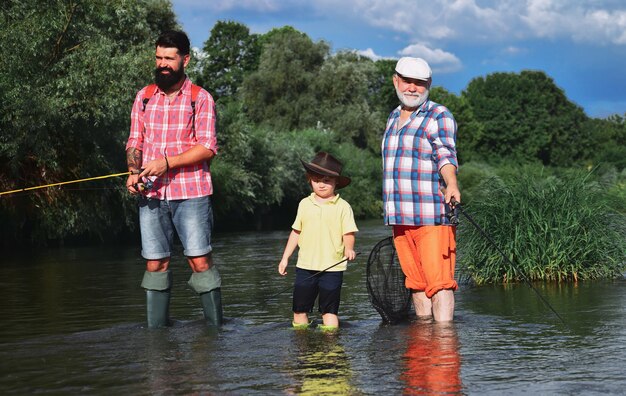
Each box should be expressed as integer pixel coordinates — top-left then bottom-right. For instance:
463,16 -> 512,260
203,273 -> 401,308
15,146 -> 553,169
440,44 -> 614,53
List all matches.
382,57 -> 461,322
126,30 -> 222,328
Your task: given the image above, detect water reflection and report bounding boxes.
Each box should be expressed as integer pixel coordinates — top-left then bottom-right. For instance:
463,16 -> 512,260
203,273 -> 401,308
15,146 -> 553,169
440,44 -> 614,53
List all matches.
1,222 -> 625,394
286,331 -> 358,395
138,322 -> 223,394
401,321 -> 462,395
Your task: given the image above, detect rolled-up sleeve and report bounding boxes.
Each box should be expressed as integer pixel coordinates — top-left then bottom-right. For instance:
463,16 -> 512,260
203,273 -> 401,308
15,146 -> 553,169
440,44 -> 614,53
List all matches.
431,108 -> 458,172
194,91 -> 218,154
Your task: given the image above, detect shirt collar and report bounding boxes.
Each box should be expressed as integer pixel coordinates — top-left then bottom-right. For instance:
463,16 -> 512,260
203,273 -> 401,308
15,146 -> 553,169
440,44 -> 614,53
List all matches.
392,99 -> 431,118
155,76 -> 191,97
308,192 -> 340,205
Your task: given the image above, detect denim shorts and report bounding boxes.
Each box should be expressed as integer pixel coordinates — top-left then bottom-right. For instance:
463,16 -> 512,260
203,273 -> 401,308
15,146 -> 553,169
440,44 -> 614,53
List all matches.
138,196 -> 213,260
292,268 -> 344,315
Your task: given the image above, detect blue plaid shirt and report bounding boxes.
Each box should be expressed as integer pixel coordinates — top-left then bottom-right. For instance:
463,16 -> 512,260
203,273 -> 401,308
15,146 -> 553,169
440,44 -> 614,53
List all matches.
382,99 -> 458,226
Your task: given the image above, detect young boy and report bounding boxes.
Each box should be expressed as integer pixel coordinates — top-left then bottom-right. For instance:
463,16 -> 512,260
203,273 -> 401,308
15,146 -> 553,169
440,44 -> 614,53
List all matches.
278,152 -> 358,331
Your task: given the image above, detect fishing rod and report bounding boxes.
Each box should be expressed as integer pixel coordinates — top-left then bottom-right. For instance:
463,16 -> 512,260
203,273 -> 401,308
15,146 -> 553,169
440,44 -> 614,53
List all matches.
241,253 -> 361,317
0,170 -> 144,197
449,199 -> 567,326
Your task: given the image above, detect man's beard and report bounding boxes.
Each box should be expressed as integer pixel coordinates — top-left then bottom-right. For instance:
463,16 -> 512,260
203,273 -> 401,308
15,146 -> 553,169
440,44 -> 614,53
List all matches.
154,65 -> 185,90
396,88 -> 429,109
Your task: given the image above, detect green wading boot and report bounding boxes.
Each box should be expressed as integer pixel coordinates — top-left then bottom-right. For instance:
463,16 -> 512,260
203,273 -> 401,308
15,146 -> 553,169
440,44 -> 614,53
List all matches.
141,270 -> 173,329
199,289 -> 223,326
188,267 -> 223,326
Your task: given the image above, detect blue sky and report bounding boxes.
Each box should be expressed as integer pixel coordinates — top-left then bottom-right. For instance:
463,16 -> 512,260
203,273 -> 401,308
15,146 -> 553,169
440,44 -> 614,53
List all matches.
171,0 -> 626,118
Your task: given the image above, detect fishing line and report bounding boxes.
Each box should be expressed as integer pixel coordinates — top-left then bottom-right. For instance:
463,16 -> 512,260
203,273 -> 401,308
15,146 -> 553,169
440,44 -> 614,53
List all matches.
450,200 -> 567,326
0,171 -> 135,197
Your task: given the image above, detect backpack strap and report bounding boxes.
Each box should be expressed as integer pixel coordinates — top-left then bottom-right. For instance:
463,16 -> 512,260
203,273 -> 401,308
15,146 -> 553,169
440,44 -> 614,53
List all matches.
142,83 -> 202,130
142,84 -> 158,112
190,84 -> 201,108
190,84 -> 201,131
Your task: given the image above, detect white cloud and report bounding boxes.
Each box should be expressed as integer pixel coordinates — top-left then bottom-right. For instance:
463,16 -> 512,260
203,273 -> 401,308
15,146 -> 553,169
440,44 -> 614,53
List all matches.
309,0 -> 515,41
399,43 -> 463,74
522,0 -> 626,45
355,48 -> 384,61
176,1 -> 626,45
308,0 -> 626,46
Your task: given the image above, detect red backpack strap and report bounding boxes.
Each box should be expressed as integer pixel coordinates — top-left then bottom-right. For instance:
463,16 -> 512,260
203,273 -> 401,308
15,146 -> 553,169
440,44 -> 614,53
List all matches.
190,84 -> 201,104
190,84 -> 202,113
142,84 -> 158,112
190,84 -> 202,131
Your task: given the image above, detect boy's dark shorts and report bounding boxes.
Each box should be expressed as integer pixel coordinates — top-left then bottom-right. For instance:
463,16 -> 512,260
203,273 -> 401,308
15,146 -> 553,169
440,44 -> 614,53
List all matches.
292,268 -> 344,315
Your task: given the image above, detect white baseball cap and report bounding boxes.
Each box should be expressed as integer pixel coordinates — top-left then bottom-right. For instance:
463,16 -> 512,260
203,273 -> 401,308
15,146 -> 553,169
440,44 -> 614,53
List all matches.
395,57 -> 432,80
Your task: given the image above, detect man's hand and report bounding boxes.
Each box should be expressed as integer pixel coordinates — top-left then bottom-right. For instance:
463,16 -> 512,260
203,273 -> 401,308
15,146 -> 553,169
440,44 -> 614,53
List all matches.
140,157 -> 168,178
439,164 -> 461,206
126,173 -> 140,195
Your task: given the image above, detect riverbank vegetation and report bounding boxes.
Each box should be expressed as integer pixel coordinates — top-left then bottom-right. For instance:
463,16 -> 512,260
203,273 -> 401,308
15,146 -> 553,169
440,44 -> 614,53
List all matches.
1,2 -> 624,279
457,166 -> 626,284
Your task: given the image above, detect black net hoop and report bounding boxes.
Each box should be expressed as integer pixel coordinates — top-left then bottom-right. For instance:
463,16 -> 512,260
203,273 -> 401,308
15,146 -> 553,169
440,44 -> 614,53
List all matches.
366,236 -> 412,324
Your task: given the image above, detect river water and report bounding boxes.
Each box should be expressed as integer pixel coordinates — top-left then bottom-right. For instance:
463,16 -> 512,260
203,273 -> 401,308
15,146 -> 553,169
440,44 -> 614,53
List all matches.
1,220 -> 625,395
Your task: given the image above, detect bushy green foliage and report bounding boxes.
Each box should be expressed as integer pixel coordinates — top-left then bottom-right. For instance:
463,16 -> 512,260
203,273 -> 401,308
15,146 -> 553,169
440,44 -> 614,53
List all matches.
463,71 -> 589,166
587,114 -> 626,171
241,27 -> 329,131
458,167 -> 626,284
368,59 -> 397,117
238,32 -> 385,152
311,52 -> 385,151
210,116 -> 382,229
0,0 -> 178,245
456,161 -> 498,204
331,144 -> 382,218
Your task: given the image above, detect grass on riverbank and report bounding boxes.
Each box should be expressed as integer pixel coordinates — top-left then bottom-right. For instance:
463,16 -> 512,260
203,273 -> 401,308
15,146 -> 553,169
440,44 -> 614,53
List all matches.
457,167 -> 626,285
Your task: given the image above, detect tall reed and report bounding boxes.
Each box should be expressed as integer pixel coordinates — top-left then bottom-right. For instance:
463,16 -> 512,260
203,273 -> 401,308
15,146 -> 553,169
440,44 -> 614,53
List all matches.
458,167 -> 626,285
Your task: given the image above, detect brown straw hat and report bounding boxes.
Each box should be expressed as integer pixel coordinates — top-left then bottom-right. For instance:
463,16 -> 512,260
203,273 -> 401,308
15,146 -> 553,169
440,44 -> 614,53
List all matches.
300,152 -> 351,189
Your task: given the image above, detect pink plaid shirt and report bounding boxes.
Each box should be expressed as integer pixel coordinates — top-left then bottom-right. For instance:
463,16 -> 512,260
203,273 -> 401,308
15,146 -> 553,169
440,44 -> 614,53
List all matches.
126,78 -> 217,200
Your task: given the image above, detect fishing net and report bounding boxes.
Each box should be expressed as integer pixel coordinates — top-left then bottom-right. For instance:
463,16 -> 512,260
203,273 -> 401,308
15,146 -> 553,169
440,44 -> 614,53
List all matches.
366,236 -> 412,324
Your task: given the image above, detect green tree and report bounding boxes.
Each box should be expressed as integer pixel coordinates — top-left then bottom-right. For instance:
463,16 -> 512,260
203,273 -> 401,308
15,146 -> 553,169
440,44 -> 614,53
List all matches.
0,0 -> 178,246
241,26 -> 329,131
463,71 -> 589,166
196,20 -> 260,100
369,59 -> 398,117
587,114 -> 626,171
311,51 -> 384,152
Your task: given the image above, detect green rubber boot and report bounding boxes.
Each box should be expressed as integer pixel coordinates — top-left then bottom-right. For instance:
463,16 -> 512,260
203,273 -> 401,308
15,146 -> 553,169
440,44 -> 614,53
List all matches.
141,270 -> 173,329
188,267 -> 223,326
199,289 -> 223,326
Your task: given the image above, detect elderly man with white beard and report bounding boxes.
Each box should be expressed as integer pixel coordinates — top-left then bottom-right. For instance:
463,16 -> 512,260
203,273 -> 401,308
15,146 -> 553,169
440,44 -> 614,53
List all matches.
381,57 -> 461,322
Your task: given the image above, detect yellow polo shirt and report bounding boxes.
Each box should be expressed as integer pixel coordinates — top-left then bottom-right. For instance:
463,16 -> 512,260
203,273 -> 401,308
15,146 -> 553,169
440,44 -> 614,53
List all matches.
292,193 -> 358,272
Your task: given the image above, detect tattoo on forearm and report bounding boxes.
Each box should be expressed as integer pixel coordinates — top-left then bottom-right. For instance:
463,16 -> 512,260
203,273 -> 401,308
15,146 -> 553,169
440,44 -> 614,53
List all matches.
126,148 -> 142,171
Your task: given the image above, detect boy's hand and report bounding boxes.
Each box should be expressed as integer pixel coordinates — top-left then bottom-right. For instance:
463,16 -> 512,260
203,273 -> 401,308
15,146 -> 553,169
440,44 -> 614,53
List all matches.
278,259 -> 288,276
345,249 -> 356,261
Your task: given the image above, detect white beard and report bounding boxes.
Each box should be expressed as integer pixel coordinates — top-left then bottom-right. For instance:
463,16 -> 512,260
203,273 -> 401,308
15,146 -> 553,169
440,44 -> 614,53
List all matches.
396,88 -> 429,109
